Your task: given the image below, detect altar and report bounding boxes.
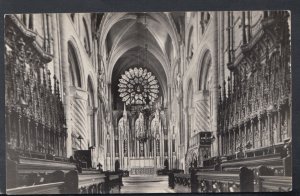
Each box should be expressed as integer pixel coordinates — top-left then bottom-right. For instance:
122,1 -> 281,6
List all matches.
130,158 -> 155,175
112,75 -> 173,175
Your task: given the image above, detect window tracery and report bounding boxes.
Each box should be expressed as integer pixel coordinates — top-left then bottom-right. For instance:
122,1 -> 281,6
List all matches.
118,67 -> 159,105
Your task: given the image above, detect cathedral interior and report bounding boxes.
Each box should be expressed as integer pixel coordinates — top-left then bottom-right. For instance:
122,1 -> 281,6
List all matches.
4,11 -> 292,193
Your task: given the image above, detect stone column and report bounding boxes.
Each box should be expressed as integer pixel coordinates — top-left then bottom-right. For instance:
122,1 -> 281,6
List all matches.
250,119 -> 254,148
51,14 -> 61,81
137,140 -> 140,158
228,130 -> 231,154
278,109 -> 282,142
258,115 -> 262,147
27,119 -> 31,151
59,14 -> 72,157
184,107 -> 189,153
220,12 -> 225,98
211,12 -> 219,157
267,112 -> 271,146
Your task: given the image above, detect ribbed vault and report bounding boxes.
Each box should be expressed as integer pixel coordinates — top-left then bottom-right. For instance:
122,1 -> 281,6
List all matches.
97,12 -> 181,109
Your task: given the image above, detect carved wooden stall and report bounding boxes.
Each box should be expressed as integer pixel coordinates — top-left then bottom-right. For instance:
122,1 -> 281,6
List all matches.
217,11 -> 291,175
7,168 -> 123,194
5,13 -> 71,191
5,14 -> 123,195
253,165 -> 292,192
5,14 -> 68,161
169,165 -> 292,193
169,167 -> 253,193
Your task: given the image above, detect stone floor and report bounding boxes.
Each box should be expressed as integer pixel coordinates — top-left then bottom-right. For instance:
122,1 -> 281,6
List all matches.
121,175 -> 175,194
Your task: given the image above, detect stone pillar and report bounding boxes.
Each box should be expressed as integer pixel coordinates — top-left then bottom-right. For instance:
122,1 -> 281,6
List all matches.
59,14 -> 72,157
184,107 -> 189,153
51,14 -> 61,80
278,109 -> 282,142
250,119 -> 254,148
267,112 -> 271,146
228,130 -> 231,154
211,12 -> 219,157
219,11 -> 225,98
258,115 -> 262,148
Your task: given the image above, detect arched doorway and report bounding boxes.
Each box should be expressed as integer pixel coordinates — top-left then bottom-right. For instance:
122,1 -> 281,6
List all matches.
115,160 -> 120,171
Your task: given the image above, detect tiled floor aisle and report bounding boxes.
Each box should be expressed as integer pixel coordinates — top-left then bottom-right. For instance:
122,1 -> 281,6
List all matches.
121,175 -> 175,193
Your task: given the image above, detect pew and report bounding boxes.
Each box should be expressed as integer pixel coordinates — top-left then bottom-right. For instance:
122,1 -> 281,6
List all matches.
192,167 -> 254,192
78,169 -> 106,194
104,171 -> 123,194
6,155 -> 77,189
6,182 -> 64,194
173,173 -> 191,193
169,167 -> 254,193
6,155 -> 122,194
6,167 -> 123,194
221,153 -> 283,172
168,169 -> 184,189
6,169 -> 78,194
253,165 -> 292,192
257,176 -> 292,192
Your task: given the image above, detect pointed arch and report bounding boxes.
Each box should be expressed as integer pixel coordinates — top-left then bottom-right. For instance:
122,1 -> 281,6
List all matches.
187,26 -> 194,59
198,50 -> 212,91
68,41 -> 82,88
82,17 -> 92,55
87,76 -> 95,146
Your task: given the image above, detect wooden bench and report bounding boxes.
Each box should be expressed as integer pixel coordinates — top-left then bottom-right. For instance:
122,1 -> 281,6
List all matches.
7,168 -> 123,194
78,169 -> 106,194
173,173 -> 191,193
253,165 -> 292,192
192,170 -> 242,192
169,167 -> 254,193
104,171 -> 123,194
258,176 -> 292,192
7,182 -> 64,194
168,169 -> 184,188
7,156 -> 77,189
221,153 -> 283,172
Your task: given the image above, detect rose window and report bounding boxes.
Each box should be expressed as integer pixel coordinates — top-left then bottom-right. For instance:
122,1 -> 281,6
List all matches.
118,67 -> 159,105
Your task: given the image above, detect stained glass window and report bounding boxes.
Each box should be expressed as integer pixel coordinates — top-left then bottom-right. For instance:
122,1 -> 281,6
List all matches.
118,67 -> 159,105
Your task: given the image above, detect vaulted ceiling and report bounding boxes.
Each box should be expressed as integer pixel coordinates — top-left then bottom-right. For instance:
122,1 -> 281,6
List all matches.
97,12 -> 184,109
